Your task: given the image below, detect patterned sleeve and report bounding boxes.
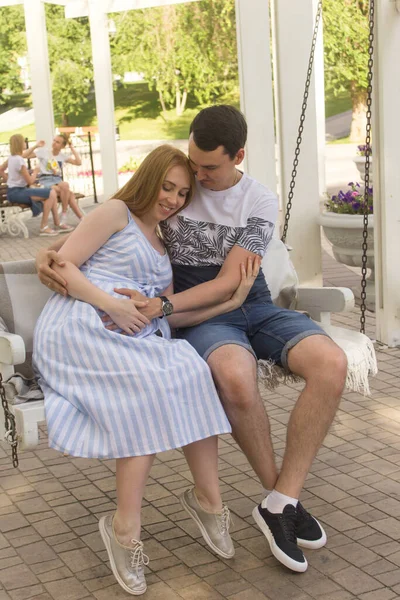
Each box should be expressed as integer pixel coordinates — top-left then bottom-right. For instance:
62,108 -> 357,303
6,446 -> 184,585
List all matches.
235,191 -> 278,257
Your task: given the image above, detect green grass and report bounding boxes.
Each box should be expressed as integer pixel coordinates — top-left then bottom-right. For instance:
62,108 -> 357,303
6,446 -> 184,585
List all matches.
0,83 -> 203,143
0,82 -> 352,144
325,89 -> 352,119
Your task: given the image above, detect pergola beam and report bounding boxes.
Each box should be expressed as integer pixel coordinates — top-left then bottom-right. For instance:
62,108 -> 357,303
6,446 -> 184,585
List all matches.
374,0 -> 400,346
65,0 -> 200,18
235,0 -> 276,194
272,0 -> 324,286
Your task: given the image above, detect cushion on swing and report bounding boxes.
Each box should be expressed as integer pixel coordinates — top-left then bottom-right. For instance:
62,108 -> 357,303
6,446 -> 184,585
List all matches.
257,323 -> 377,397
261,237 -> 298,309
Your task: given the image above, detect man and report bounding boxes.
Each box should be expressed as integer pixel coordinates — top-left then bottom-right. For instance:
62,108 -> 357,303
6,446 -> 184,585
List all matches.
37,105 -> 347,573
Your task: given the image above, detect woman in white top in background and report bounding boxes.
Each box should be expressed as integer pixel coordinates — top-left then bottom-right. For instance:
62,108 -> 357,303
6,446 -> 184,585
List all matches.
2,134 -> 72,237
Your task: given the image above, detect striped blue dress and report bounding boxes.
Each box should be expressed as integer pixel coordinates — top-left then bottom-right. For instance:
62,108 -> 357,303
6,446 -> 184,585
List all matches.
33,210 -> 231,459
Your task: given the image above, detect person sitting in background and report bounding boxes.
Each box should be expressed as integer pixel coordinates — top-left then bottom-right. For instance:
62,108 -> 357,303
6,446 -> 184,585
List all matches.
25,134 -> 85,225
3,134 -> 72,237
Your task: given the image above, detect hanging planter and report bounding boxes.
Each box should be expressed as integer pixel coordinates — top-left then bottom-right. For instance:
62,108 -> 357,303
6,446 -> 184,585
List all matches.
318,183 -> 375,308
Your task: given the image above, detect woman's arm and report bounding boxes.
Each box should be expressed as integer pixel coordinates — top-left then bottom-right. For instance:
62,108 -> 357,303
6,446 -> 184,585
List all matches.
50,200 -> 150,333
20,164 -> 40,186
65,142 -> 82,166
22,140 -> 44,159
167,257 -> 260,328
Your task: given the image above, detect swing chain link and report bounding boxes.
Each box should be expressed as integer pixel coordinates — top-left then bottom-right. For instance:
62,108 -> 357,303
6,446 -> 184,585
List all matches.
281,0 -> 323,245
360,0 -> 375,335
0,373 -> 19,468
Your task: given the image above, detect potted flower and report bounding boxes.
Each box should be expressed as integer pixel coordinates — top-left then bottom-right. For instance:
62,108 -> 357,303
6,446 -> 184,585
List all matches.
318,182 -> 375,307
353,145 -> 373,183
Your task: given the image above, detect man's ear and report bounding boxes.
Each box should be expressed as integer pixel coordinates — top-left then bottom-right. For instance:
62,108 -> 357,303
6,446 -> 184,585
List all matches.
235,148 -> 245,165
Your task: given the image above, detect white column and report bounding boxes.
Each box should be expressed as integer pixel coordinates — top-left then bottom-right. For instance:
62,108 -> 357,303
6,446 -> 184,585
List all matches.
373,0 -> 400,346
272,0 -> 325,286
235,0 -> 277,193
24,0 -> 54,144
88,0 -> 118,197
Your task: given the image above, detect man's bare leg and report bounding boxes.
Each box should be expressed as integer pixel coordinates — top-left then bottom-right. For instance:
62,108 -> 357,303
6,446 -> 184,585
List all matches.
55,183 -> 69,214
207,344 -> 278,490
274,335 -> 347,498
207,336 -> 346,572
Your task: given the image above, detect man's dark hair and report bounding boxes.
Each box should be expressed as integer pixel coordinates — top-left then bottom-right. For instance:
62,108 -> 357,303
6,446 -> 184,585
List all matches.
189,105 -> 247,159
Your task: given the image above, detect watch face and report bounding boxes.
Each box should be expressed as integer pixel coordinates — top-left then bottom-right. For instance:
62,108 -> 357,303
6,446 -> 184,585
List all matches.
162,300 -> 173,316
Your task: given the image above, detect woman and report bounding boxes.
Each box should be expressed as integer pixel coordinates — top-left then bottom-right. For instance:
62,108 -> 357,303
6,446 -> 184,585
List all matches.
26,134 -> 85,224
33,145 -> 259,596
4,134 -> 72,236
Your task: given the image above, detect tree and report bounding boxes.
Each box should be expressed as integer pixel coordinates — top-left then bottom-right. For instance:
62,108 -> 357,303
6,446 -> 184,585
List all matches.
323,0 -> 370,141
0,6 -> 26,104
45,5 -> 93,126
110,0 -> 238,116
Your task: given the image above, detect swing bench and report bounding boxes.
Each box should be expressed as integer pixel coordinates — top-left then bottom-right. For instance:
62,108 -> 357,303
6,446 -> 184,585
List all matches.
0,0 -> 377,467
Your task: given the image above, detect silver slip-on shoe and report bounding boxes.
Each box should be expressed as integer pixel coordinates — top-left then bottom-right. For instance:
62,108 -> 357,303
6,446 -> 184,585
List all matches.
180,487 -> 235,559
99,515 -> 149,596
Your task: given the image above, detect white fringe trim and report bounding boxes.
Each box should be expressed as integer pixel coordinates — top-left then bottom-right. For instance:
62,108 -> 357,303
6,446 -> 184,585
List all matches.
257,335 -> 378,397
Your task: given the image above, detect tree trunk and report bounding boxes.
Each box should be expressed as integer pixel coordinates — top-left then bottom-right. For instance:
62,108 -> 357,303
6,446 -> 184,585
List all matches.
176,85 -> 182,116
158,90 -> 167,114
62,112 -> 69,127
350,84 -> 367,143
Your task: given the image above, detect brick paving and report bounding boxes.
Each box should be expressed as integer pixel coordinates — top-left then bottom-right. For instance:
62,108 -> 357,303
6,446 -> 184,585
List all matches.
1,203 -> 400,599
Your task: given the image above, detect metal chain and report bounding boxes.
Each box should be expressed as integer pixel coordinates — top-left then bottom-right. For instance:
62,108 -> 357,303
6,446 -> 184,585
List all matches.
281,0 -> 323,244
360,0 -> 375,335
0,373 -> 19,468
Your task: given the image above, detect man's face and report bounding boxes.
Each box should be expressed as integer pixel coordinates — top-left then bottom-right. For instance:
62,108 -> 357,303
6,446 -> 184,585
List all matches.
188,135 -> 244,191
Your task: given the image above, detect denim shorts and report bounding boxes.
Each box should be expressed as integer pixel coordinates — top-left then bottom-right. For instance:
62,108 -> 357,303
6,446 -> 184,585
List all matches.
176,301 -> 329,371
38,175 -> 63,188
7,186 -> 51,217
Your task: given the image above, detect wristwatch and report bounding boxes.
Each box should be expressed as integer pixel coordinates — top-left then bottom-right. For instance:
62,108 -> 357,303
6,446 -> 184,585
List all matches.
159,296 -> 174,318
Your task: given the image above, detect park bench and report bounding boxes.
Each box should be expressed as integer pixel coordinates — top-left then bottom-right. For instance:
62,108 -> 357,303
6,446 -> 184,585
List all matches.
0,176 -> 85,238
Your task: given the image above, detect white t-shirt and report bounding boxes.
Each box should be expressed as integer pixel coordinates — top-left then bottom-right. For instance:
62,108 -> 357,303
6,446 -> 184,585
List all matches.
7,155 -> 27,188
160,173 -> 278,266
35,147 -> 69,176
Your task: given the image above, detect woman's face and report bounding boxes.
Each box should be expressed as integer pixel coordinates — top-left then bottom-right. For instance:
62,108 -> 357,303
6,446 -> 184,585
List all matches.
151,165 -> 191,223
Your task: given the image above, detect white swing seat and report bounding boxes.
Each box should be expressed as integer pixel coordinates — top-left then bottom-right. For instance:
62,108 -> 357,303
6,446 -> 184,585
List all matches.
0,256 -> 377,454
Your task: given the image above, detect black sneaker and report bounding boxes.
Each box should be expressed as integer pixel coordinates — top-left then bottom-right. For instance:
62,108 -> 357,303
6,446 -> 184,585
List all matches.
296,502 -> 327,549
252,503 -> 308,572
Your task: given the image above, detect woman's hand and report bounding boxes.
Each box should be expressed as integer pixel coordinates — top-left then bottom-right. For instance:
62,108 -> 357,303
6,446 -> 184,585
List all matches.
103,297 -> 151,335
230,256 -> 261,309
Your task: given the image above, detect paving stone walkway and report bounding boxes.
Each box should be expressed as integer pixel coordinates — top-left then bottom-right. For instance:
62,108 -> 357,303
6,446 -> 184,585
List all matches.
1,203 -> 399,600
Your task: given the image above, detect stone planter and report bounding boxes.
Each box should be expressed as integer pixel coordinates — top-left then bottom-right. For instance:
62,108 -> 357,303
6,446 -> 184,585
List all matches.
353,155 -> 373,184
318,210 -> 375,308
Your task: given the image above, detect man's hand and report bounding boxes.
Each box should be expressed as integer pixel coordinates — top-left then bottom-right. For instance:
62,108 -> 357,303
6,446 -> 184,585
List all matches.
36,140 -> 45,148
102,297 -> 151,335
101,288 -> 150,331
36,248 -> 68,295
114,288 -> 162,320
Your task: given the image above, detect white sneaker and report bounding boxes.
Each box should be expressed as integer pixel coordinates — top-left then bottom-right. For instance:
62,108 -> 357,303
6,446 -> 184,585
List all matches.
99,515 -> 148,596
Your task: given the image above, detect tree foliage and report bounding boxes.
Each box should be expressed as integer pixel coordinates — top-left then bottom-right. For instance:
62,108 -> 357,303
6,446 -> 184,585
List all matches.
45,5 -> 93,125
110,0 -> 238,115
323,0 -> 369,140
0,6 -> 26,104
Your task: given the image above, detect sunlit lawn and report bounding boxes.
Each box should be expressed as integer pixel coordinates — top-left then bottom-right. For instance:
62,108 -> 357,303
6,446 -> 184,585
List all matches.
0,83 -> 352,144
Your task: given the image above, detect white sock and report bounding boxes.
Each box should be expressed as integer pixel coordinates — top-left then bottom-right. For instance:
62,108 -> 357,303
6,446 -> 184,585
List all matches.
262,490 -> 298,514
261,488 -> 273,502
